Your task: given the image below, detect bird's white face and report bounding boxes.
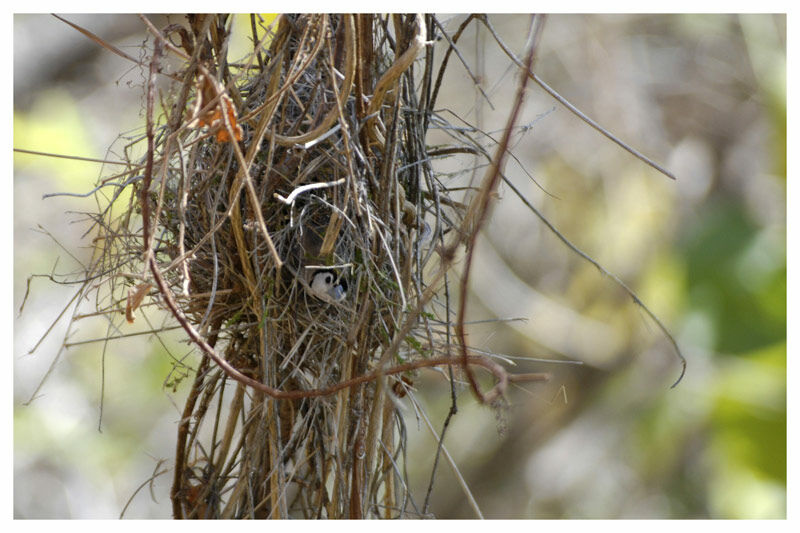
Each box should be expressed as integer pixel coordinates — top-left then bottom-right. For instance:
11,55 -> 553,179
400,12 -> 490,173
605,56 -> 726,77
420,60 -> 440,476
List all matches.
309,269 -> 347,303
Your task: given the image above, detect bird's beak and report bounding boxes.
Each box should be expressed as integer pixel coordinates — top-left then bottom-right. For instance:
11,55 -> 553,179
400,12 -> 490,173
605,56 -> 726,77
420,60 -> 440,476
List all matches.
328,284 -> 346,302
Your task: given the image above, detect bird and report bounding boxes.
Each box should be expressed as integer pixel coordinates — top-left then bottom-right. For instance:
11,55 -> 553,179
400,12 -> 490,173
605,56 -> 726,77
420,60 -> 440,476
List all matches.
308,268 -> 348,303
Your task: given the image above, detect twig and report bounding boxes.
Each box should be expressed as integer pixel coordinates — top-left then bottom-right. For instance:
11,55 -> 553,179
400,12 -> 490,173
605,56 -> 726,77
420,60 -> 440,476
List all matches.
13,148 -> 128,166
428,15 -> 480,115
119,461 -> 170,518
478,14 -> 677,181
408,390 -> 484,519
42,175 -> 142,199
456,15 -> 542,403
500,176 -> 687,387
365,14 -> 426,146
268,15 -> 356,147
432,87 -> 687,387
52,14 -> 143,67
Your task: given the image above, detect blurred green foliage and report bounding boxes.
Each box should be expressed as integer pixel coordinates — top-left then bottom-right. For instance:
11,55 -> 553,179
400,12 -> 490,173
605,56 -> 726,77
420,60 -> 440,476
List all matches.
683,199 -> 785,354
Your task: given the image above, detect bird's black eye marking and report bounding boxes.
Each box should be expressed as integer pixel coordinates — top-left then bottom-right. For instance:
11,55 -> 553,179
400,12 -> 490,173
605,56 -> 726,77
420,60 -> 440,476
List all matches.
325,274 -> 333,284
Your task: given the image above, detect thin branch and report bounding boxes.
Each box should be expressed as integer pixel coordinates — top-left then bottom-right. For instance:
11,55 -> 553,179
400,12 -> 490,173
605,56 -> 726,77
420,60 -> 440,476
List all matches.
431,78 -> 687,387
456,15 -> 542,403
479,14 -> 677,181
52,14 -> 144,66
500,176 -> 687,387
42,175 -> 142,200
408,391 -> 484,519
13,148 -> 128,166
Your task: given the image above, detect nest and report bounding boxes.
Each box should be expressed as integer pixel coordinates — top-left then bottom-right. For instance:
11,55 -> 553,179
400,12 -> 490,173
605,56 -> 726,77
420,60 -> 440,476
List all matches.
78,14 -> 549,518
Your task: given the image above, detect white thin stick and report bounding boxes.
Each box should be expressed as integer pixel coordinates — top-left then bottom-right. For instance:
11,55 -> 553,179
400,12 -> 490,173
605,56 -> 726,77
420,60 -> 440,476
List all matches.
303,263 -> 353,270
298,123 -> 341,149
273,178 -> 346,205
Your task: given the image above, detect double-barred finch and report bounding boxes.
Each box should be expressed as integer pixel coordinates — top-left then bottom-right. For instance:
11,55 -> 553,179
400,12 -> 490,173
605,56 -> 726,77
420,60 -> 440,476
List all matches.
308,269 -> 348,303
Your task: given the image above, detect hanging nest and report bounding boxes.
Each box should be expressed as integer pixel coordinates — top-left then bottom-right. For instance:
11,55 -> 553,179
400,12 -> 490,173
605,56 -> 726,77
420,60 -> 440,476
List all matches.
80,13 -> 549,518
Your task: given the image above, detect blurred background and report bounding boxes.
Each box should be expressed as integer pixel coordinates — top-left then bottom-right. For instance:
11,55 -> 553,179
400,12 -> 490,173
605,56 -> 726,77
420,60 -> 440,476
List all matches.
13,14 -> 786,518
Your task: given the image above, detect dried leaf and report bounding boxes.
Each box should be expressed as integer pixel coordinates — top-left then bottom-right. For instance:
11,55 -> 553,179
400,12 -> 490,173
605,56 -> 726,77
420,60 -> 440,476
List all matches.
126,282 -> 153,324
189,74 -> 243,143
